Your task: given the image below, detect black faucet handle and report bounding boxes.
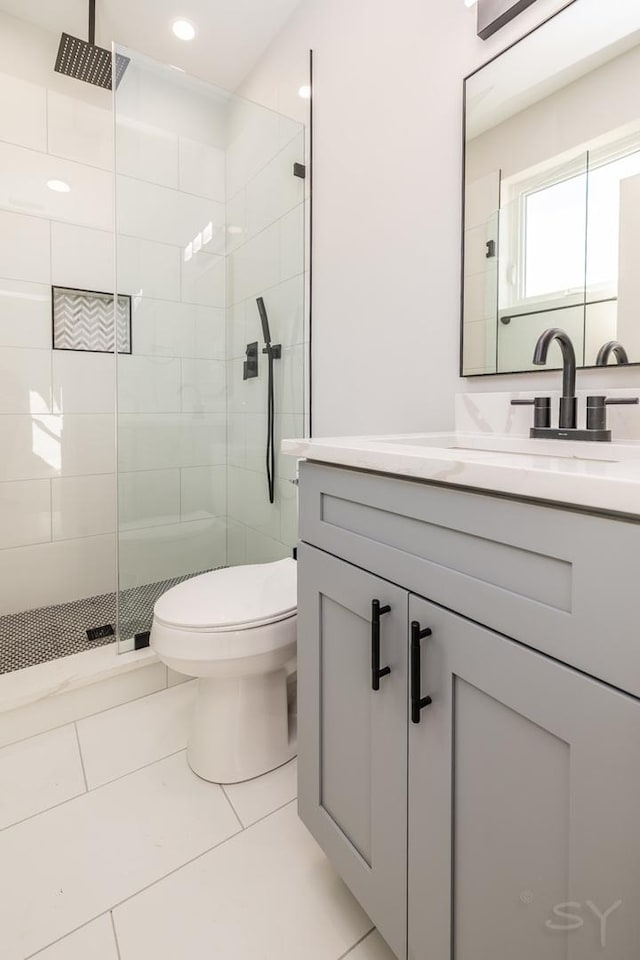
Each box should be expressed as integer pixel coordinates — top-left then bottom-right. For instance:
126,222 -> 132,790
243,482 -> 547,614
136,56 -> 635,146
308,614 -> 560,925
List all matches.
511,397 -> 551,429
586,396 -> 639,432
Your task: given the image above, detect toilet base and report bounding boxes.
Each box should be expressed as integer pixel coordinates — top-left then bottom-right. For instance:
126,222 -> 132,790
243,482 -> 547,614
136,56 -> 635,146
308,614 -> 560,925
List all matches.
187,668 -> 297,784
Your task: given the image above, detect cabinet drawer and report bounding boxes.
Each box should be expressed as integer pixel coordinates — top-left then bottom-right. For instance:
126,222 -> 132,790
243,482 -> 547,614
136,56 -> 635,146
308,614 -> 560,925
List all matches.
299,461 -> 640,697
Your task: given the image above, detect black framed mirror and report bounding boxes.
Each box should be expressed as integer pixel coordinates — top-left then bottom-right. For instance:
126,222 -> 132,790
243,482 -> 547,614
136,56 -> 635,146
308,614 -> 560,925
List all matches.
461,0 -> 640,376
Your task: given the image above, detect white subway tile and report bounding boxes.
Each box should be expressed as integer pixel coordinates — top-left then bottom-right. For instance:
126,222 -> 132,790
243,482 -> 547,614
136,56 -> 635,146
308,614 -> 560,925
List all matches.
227,518 -> 247,565
0,346 -> 51,413
53,351 -> 115,414
116,118 -> 179,188
179,137 -> 225,201
132,298 -> 195,358
180,465 -> 226,521
47,90 -> 113,171
181,358 -> 226,413
117,413 -> 226,473
279,203 -> 305,283
0,479 -> 51,549
228,222 -> 279,304
182,250 -> 225,307
246,133 -> 305,238
194,306 -> 225,360
118,236 -> 181,302
0,210 -> 50,284
245,527 -> 289,564
259,275 -> 305,348
0,278 -> 50,349
0,142 -> 113,232
51,222 -> 114,293
52,474 -> 116,540
0,534 -> 115,615
118,469 -> 180,530
118,518 -> 226,589
0,71 -> 47,151
117,355 -> 182,414
117,175 -> 224,249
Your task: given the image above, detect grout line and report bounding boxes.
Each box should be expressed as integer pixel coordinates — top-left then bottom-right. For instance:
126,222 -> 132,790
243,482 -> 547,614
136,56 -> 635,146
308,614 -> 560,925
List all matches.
220,783 -> 246,831
0,745 -> 189,836
24,911 -> 113,960
110,910 -> 123,960
73,721 -> 89,793
336,928 -> 376,960
0,784 -> 87,836
108,797 -> 297,916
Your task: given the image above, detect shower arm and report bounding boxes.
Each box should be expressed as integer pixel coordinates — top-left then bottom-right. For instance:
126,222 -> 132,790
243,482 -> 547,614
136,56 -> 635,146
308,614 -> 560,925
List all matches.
88,0 -> 96,45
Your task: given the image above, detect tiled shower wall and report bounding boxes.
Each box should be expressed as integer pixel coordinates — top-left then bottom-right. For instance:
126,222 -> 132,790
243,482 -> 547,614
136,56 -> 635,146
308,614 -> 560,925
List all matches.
226,100 -> 306,564
0,13 -> 117,616
0,15 -> 228,617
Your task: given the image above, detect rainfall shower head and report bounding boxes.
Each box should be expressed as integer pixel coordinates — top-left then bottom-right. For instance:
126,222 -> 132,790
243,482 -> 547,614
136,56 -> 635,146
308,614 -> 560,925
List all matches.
54,0 -> 129,90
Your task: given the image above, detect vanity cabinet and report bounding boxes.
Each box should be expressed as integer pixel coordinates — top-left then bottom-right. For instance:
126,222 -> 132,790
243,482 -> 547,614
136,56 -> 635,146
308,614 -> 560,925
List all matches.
297,461 -> 640,960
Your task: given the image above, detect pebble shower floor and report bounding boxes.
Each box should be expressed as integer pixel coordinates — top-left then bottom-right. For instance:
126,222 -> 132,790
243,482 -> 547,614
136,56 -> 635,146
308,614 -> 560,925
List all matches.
0,570 -> 215,674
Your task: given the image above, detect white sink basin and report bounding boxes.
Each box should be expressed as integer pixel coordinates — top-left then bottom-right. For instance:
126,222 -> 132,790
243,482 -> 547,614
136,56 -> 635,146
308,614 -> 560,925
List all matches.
376,433 -> 640,463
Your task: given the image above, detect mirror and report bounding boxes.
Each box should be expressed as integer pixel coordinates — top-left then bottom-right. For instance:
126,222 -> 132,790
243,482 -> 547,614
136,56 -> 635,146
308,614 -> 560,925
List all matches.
462,0 -> 640,375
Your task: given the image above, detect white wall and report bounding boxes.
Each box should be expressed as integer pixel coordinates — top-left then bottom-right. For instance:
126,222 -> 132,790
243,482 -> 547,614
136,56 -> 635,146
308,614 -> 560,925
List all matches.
239,0 -> 640,436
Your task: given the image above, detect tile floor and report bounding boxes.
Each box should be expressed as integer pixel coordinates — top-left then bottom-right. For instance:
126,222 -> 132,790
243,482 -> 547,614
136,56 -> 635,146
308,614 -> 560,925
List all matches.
0,680 -> 396,960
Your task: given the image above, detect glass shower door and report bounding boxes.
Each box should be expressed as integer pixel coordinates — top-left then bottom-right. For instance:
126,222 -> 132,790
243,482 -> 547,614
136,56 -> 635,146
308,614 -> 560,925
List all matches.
113,48 -> 306,651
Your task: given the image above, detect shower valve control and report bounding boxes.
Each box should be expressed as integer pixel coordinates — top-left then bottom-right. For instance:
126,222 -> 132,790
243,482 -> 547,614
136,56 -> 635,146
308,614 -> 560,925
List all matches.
243,342 -> 259,380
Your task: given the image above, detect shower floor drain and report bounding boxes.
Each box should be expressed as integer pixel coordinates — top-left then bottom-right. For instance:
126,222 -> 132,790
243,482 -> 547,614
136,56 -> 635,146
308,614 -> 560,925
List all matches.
0,569 -> 218,675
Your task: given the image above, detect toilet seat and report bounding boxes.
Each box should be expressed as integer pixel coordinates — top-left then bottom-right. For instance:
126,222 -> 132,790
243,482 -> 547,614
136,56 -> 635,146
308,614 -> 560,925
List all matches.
153,558 -> 297,633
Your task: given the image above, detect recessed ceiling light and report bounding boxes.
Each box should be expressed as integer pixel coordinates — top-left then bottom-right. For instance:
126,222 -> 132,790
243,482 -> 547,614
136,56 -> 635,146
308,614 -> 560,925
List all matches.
172,19 -> 197,41
298,85 -> 311,100
47,179 -> 71,193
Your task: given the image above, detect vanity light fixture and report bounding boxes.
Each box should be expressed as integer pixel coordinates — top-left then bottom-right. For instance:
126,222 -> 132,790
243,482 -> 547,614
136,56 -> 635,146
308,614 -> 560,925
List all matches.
172,19 -> 197,41
47,179 -> 71,193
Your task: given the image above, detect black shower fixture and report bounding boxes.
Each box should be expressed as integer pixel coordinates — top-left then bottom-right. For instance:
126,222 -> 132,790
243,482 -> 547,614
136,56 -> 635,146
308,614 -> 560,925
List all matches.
55,0 -> 130,90
256,298 -> 282,505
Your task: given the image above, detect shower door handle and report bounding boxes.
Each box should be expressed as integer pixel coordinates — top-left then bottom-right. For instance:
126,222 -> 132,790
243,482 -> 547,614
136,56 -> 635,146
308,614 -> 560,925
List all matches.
371,599 -> 391,691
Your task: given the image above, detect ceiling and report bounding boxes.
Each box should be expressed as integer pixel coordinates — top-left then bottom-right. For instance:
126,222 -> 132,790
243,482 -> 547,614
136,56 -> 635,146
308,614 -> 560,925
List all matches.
0,0 -> 303,90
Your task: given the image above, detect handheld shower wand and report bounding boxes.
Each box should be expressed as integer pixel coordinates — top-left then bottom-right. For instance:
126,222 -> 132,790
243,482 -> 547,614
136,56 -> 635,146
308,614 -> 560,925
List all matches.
256,298 -> 281,505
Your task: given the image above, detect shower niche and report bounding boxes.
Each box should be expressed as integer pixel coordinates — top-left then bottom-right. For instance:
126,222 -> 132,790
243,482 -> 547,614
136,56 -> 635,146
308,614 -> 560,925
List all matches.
0,20 -> 308,674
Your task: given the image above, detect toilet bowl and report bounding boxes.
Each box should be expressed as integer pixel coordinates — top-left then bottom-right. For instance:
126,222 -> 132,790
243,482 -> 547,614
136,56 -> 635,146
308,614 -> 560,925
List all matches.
151,558 -> 297,784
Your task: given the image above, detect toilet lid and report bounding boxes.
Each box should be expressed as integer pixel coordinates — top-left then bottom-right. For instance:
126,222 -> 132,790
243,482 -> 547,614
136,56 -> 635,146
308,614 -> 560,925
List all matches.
153,558 -> 297,632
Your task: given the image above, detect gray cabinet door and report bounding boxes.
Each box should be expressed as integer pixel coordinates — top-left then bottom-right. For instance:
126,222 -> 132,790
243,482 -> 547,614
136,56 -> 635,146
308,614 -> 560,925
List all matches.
408,596 -> 640,960
298,543 -> 408,959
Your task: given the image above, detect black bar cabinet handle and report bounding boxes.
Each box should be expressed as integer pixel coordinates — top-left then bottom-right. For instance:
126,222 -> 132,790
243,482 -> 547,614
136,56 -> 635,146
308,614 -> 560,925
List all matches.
411,621 -> 433,723
371,599 -> 392,691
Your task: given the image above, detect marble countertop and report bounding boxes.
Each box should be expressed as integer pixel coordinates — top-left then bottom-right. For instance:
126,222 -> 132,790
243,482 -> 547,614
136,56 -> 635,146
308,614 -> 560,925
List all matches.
282,432 -> 640,517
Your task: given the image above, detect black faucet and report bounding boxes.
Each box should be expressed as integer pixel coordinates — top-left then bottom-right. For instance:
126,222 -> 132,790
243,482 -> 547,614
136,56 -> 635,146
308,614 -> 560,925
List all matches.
596,340 -> 629,366
532,327 -> 577,429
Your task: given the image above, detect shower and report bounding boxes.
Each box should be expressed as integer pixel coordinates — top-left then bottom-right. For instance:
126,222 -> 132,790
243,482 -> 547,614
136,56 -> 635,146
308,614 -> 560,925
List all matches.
54,0 -> 129,89
0,18 -> 308,675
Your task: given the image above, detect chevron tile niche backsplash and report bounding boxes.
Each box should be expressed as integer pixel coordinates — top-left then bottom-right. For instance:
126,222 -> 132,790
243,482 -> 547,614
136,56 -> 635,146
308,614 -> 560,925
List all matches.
52,286 -> 132,353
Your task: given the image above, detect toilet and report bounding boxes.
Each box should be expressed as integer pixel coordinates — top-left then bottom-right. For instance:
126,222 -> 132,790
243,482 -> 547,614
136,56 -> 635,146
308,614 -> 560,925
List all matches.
151,558 -> 297,784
